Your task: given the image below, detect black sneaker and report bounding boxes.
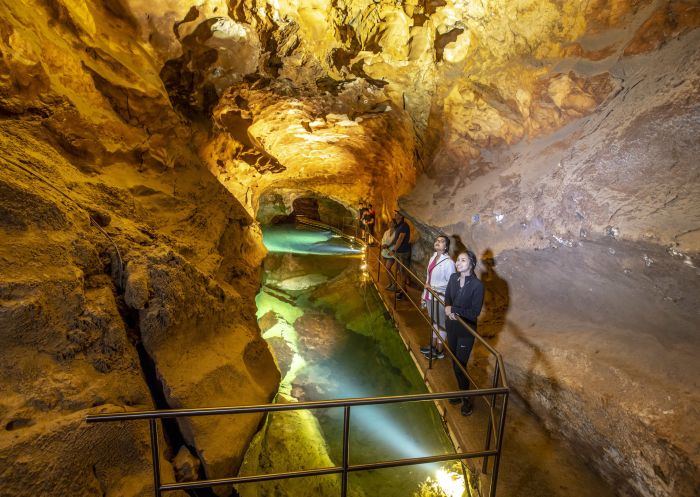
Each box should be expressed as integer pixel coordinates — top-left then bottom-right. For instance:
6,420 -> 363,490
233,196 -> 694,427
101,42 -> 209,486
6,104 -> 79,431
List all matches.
448,397 -> 462,405
422,350 -> 444,359
396,293 -> 404,301
420,346 -> 432,354
385,283 -> 396,291
461,401 -> 473,416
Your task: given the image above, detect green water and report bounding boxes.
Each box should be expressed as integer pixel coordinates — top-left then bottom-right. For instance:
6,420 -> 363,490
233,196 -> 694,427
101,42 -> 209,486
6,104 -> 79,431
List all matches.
254,224 -> 457,497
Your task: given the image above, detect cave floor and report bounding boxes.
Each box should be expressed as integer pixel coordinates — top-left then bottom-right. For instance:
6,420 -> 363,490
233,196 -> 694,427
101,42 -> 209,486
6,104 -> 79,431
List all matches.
366,246 -> 617,497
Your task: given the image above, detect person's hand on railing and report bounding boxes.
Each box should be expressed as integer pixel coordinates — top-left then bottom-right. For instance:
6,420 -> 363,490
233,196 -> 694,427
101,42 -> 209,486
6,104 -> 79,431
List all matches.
445,305 -> 457,320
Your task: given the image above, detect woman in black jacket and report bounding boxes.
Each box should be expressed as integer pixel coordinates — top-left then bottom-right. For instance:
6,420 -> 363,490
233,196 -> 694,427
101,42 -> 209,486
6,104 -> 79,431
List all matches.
444,250 -> 484,416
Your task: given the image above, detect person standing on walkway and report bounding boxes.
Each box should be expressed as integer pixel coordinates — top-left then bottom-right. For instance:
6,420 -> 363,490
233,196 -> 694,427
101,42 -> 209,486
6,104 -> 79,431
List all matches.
380,219 -> 397,271
357,201 -> 368,239
421,235 -> 456,360
362,204 -> 376,243
444,250 -> 484,416
387,211 -> 411,299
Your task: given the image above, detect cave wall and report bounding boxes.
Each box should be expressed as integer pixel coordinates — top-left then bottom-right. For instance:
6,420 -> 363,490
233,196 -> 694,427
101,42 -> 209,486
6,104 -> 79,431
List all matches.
0,0 -> 698,496
0,0 -> 279,495
399,7 -> 700,497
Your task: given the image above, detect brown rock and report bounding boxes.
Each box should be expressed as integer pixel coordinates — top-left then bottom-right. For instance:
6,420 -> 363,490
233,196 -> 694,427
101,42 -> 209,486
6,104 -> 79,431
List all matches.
624,1 -> 700,56
173,445 -> 201,482
124,263 -> 149,310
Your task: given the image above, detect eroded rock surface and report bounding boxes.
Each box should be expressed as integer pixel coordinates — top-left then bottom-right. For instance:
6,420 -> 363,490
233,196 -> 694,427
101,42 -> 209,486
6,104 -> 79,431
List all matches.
0,0 -> 279,495
1,0 -> 698,496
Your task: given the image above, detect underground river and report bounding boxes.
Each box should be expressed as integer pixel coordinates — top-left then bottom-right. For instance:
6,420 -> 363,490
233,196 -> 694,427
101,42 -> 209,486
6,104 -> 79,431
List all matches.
238,224 -> 462,497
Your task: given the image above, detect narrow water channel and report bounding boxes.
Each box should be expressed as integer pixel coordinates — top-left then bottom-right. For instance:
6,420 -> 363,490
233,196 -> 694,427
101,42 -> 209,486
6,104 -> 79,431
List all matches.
239,224 -> 461,497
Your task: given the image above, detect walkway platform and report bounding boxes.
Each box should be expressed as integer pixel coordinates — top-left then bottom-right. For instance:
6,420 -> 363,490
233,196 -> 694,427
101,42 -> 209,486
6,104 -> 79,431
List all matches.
365,244 -> 616,497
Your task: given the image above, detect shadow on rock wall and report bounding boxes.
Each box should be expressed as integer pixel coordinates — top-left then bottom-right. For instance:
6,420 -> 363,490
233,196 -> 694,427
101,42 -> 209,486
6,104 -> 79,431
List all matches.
478,249 -> 510,340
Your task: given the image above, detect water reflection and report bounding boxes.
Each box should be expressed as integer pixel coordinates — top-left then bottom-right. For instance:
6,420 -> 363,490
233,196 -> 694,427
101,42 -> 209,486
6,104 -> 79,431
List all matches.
263,224 -> 364,255
251,224 -> 458,497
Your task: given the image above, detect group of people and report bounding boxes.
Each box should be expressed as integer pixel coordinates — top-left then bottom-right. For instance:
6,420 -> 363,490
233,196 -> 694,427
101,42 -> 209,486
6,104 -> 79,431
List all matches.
421,239 -> 483,416
380,211 -> 412,299
375,209 -> 484,417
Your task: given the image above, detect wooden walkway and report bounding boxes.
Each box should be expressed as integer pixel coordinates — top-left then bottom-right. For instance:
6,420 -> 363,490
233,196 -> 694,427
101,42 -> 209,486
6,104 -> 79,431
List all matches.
364,243 -> 616,497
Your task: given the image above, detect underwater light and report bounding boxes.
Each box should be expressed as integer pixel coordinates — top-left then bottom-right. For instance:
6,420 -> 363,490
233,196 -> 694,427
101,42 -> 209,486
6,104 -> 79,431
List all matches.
335,383 -> 434,461
434,468 -> 466,497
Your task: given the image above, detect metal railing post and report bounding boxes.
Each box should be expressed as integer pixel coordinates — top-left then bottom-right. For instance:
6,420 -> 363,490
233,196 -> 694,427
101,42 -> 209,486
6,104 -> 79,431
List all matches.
489,392 -> 509,497
428,296 -> 435,369
482,360 -> 500,474
149,419 -> 162,497
341,406 -> 351,497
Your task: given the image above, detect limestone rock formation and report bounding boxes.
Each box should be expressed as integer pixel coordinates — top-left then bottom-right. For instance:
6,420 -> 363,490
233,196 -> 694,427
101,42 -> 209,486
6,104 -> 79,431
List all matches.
1,0 -> 698,496
236,394 -> 364,497
204,78 -> 416,221
0,0 -> 279,495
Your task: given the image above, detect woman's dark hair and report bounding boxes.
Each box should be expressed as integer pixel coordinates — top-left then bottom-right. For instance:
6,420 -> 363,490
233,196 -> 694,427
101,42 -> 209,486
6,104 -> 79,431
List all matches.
466,250 -> 477,275
436,234 -> 450,254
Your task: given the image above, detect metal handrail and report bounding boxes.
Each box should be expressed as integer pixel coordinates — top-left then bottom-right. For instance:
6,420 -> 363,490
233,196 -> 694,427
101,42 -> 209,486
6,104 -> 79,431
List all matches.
381,243 -> 508,385
309,215 -> 508,388
301,216 -> 509,481
86,217 -> 509,497
383,248 -> 509,389
296,215 -> 362,246
352,220 -> 506,384
87,389 -> 508,496
87,389 -> 507,422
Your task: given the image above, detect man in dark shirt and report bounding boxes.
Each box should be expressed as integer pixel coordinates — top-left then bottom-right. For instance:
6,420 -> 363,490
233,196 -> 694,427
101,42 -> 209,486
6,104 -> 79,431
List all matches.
444,250 -> 484,416
362,204 -> 376,242
388,211 -> 411,297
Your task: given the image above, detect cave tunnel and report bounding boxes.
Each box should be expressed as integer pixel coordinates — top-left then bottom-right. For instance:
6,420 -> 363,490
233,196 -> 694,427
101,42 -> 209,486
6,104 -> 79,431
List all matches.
256,189 -> 356,228
0,1 -> 699,497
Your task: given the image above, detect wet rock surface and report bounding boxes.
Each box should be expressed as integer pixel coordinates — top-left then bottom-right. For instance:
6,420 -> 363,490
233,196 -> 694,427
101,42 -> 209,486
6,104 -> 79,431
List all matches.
1,0 -> 698,495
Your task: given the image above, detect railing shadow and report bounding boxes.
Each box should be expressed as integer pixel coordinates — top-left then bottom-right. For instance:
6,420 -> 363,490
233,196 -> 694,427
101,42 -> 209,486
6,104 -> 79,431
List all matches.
505,320 -> 563,417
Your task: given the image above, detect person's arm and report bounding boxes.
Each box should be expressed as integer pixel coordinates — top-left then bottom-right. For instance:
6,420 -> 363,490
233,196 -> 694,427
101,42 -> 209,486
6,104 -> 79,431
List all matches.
381,230 -> 391,247
392,232 -> 405,252
424,254 -> 434,289
444,274 -> 455,318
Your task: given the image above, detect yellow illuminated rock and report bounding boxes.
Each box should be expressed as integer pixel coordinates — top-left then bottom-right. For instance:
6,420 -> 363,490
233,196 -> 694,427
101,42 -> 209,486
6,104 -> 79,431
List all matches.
0,0 -> 698,496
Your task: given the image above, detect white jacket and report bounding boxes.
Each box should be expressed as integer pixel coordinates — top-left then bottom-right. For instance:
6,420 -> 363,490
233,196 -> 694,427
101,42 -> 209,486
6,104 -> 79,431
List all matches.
422,253 -> 456,300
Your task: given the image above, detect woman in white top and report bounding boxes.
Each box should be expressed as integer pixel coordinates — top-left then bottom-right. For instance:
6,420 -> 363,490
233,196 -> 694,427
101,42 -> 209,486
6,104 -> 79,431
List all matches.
380,220 -> 396,271
420,235 -> 456,359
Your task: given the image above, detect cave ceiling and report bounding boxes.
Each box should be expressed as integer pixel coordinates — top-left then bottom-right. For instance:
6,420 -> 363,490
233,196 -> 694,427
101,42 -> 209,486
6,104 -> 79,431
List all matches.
157,0 -> 699,218
2,0 -> 699,228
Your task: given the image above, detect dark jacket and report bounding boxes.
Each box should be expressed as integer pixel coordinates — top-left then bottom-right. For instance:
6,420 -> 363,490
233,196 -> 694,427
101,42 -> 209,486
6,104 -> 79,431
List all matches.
444,273 -> 484,326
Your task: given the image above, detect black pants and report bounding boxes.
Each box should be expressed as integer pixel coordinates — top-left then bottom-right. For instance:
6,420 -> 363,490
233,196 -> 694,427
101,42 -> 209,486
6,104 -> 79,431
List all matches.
446,317 -> 476,395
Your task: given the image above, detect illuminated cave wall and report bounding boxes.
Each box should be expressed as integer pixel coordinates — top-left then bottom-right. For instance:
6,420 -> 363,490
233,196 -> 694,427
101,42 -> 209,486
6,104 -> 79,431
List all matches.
0,0 -> 698,496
